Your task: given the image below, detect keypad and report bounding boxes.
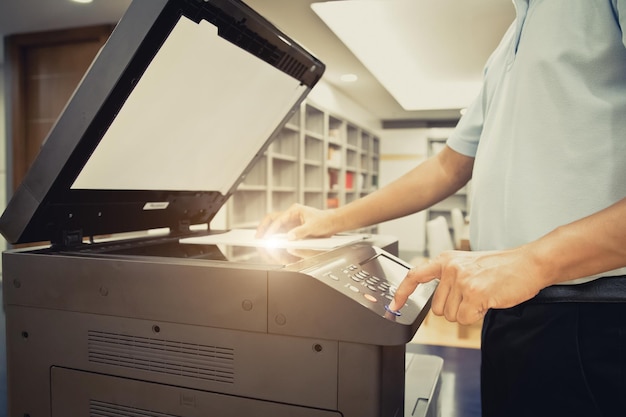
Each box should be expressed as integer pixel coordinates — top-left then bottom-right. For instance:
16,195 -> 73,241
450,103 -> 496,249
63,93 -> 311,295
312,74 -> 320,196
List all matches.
326,263 -> 398,305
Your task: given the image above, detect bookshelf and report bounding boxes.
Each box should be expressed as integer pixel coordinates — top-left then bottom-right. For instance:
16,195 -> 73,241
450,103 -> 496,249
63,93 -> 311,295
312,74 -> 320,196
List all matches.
225,101 -> 380,232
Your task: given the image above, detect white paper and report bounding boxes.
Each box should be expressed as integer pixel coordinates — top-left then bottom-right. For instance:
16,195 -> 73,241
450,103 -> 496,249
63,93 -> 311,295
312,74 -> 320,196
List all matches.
72,18 -> 305,194
180,228 -> 367,250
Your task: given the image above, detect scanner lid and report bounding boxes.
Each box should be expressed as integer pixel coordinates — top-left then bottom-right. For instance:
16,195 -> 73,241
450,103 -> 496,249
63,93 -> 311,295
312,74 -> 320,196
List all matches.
0,0 -> 324,246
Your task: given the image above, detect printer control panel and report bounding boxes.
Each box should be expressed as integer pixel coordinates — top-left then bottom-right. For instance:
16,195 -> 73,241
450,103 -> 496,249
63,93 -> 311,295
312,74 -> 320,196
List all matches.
305,246 -> 431,322
325,263 -> 397,306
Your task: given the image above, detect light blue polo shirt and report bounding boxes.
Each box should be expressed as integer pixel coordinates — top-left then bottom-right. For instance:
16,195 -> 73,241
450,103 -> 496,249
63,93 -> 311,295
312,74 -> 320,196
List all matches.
447,0 -> 626,283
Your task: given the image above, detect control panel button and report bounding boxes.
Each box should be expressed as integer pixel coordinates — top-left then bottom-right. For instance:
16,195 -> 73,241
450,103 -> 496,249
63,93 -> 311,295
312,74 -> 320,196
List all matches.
364,294 -> 377,303
323,261 -> 410,314
328,273 -> 340,281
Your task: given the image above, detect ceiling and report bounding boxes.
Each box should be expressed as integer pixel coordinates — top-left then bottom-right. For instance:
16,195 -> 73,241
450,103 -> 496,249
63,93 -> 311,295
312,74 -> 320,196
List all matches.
0,0 -> 515,123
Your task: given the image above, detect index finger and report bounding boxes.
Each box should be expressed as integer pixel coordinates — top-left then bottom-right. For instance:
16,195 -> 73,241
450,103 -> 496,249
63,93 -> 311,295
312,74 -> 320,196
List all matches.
256,210 -> 294,238
388,261 -> 442,312
262,212 -> 293,238
255,212 -> 279,238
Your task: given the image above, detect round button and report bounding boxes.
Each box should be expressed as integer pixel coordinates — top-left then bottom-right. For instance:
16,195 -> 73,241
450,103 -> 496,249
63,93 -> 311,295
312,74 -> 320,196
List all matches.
364,294 -> 377,303
328,273 -> 340,281
348,285 -> 359,293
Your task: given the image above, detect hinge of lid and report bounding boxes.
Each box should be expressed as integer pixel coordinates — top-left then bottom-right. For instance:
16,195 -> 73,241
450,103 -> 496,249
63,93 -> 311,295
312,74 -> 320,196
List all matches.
176,220 -> 191,235
52,229 -> 84,249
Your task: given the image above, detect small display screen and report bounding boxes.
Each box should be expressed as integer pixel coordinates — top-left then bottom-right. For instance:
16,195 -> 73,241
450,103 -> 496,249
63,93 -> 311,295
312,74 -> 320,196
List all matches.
360,253 -> 435,307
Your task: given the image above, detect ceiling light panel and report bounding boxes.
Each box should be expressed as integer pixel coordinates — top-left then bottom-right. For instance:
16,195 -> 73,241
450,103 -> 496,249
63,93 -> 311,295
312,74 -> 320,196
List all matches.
312,0 -> 514,111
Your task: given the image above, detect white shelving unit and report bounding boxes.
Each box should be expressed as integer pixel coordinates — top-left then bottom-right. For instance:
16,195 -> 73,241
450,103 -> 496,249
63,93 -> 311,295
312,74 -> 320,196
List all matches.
225,101 -> 380,232
426,136 -> 470,225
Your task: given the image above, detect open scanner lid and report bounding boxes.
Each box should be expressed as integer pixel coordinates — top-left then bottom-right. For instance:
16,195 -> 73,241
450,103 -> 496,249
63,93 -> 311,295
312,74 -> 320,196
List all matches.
0,0 -> 324,247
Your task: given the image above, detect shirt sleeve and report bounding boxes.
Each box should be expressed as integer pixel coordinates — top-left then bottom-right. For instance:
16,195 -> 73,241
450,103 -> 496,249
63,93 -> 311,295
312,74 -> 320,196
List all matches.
446,21 -> 517,158
446,88 -> 484,158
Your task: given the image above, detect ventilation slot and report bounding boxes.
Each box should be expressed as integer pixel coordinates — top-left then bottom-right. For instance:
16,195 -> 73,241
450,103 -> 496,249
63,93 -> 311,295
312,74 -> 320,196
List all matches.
277,54 -> 307,80
90,400 -> 181,417
87,330 -> 235,384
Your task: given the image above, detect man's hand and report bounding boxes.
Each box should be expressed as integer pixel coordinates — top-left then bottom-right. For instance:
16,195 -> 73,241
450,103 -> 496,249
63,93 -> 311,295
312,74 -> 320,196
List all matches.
389,248 -> 546,325
256,203 -> 337,240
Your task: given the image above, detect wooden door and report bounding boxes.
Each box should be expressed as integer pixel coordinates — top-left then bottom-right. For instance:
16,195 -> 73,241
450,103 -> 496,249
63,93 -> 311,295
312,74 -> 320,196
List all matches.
6,24 -> 114,192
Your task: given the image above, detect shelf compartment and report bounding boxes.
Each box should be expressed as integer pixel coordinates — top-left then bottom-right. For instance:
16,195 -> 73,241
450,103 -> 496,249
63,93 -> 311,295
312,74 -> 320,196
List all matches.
326,196 -> 340,209
327,144 -> 342,168
304,191 -> 325,209
345,191 -> 357,205
304,164 -> 323,189
361,133 -> 371,153
304,134 -> 324,161
371,156 -> 380,173
360,153 -> 369,171
347,124 -> 359,147
230,191 -> 267,225
328,115 -> 345,144
327,168 -> 341,191
272,159 -> 298,188
345,170 -> 356,190
346,148 -> 358,170
304,104 -> 324,136
272,190 -> 298,212
370,174 -> 379,189
272,127 -> 299,158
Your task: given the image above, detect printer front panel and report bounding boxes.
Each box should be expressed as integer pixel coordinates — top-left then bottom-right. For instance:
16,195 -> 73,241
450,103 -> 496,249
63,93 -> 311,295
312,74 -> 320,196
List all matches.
51,367 -> 342,417
2,250 -> 270,332
4,304 -> 341,416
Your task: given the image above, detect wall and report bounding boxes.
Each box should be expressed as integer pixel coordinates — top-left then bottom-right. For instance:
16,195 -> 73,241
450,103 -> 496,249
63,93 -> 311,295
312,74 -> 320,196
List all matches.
0,44 -> 7,411
0,60 -> 6,273
378,128 -> 428,258
307,80 -> 381,132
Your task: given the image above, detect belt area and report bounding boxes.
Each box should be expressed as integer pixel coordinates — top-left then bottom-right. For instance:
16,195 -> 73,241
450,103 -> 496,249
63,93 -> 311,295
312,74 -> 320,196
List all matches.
531,275 -> 626,303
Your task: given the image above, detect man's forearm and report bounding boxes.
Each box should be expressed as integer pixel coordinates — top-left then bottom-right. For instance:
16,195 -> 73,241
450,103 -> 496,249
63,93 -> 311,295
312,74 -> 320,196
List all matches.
526,197 -> 626,286
331,146 -> 474,232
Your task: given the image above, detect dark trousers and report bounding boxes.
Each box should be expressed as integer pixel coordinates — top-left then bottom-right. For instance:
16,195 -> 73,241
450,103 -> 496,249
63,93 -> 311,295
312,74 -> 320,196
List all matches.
481,301 -> 626,417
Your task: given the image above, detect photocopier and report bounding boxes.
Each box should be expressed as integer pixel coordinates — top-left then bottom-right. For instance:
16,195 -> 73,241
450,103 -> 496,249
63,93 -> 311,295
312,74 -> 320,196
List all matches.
0,1 -> 442,416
